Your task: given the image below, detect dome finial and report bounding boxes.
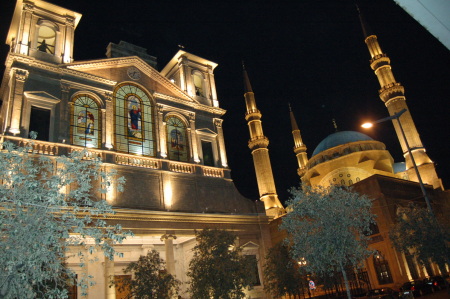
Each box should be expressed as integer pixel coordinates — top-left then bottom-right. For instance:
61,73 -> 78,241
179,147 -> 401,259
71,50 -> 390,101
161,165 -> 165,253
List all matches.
332,118 -> 338,132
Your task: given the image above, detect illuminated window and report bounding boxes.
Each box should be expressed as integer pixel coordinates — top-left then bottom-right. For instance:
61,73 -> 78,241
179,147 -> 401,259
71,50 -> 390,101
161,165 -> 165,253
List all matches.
71,95 -> 101,148
373,251 -> 393,284
166,115 -> 189,162
114,83 -> 155,156
193,72 -> 204,97
37,25 -> 56,54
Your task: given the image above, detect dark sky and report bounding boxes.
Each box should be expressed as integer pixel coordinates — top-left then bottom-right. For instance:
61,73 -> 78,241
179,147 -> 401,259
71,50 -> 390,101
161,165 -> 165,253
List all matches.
1,0 -> 449,204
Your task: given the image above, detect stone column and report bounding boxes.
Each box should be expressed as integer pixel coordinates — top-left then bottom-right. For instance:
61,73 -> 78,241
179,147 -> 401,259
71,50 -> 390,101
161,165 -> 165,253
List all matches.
104,257 -> 115,299
189,113 -> 200,163
161,234 -> 177,275
104,92 -> 114,149
158,104 -> 167,158
8,68 -> 29,135
214,118 -> 227,167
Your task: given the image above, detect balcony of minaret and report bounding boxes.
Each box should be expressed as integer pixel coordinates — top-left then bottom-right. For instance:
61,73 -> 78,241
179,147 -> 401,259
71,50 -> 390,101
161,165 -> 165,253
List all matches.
370,54 -> 390,70
245,109 -> 262,121
293,144 -> 307,154
248,136 -> 269,150
379,83 -> 405,102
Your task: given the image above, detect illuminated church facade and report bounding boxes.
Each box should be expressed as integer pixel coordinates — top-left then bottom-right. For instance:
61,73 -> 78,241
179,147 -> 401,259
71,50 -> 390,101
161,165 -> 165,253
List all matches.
0,1 -> 272,298
1,0 -> 448,298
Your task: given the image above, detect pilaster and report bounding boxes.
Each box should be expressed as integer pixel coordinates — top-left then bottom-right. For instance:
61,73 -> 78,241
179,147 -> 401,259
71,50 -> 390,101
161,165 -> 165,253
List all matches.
104,92 -> 114,149
214,118 -> 227,167
189,112 -> 200,163
158,105 -> 167,158
59,83 -> 71,142
8,68 -> 29,135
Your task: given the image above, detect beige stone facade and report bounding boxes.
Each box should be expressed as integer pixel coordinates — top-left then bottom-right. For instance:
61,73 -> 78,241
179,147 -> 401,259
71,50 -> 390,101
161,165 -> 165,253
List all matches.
0,1 -> 272,298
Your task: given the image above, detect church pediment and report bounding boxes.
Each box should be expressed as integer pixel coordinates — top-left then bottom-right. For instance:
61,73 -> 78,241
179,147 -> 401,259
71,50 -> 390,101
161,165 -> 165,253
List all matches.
24,91 -> 60,104
66,57 -> 198,104
196,128 -> 217,136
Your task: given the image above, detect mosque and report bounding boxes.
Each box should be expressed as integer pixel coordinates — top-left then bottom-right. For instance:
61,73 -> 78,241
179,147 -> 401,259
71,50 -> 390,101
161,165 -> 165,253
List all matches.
0,0 -> 447,298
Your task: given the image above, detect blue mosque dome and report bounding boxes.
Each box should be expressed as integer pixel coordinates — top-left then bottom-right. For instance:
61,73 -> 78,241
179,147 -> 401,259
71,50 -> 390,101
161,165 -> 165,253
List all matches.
312,131 -> 374,157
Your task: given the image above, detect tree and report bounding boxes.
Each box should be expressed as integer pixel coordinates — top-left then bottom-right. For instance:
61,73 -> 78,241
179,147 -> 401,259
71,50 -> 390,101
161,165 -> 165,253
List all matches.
281,185 -> 375,299
0,140 -> 131,298
187,228 -> 254,299
390,204 -> 450,276
115,249 -> 180,298
263,242 -> 305,299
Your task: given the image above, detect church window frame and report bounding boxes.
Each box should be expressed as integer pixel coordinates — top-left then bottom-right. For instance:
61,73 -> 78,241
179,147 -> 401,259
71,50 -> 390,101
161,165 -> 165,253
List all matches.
35,20 -> 58,55
70,94 -> 102,149
165,114 -> 190,162
192,71 -> 205,97
113,82 -> 156,156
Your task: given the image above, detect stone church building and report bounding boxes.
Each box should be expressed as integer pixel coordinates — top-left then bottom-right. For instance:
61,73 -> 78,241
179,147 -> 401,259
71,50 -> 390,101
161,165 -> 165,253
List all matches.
0,1 -> 274,298
1,1 -> 448,298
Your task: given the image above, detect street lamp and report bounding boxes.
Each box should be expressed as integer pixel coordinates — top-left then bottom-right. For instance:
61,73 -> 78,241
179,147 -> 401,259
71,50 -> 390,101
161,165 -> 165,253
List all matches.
361,108 -> 434,216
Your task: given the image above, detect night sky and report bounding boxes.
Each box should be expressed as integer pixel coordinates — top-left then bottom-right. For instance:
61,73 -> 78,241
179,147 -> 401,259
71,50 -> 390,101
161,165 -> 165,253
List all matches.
1,0 -> 449,204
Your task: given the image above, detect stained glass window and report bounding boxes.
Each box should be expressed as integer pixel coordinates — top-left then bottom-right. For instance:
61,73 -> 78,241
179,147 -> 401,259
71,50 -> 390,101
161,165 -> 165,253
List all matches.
114,83 -> 155,156
166,116 -> 189,162
71,95 -> 101,148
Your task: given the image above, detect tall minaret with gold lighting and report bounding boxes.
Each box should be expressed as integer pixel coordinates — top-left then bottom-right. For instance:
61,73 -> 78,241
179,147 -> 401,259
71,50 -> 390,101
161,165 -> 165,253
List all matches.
358,8 -> 442,189
289,104 -> 308,178
243,65 -> 284,217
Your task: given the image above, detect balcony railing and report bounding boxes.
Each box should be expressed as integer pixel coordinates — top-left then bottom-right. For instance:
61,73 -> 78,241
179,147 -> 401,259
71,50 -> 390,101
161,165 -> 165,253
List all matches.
1,135 -> 226,178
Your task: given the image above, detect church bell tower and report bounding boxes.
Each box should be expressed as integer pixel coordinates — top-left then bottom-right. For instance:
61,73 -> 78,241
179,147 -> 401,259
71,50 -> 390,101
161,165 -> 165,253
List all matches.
358,9 -> 442,189
6,0 -> 81,64
243,65 -> 284,217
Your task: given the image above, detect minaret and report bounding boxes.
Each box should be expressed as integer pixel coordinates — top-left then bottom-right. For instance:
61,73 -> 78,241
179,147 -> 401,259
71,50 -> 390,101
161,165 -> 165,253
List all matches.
243,64 -> 284,217
289,104 -> 308,178
358,8 -> 442,189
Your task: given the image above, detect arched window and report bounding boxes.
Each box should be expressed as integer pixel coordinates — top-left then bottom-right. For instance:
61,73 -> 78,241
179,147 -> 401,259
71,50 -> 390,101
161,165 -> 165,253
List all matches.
373,251 -> 393,284
71,95 -> 101,148
166,115 -> 189,162
114,83 -> 155,156
37,24 -> 56,54
193,72 -> 204,97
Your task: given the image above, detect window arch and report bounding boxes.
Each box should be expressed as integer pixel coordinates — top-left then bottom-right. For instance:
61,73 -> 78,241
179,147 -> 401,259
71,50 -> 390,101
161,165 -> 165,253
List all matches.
165,115 -> 189,162
114,83 -> 155,156
192,72 -> 204,97
71,94 -> 101,148
37,21 -> 57,54
373,251 -> 393,284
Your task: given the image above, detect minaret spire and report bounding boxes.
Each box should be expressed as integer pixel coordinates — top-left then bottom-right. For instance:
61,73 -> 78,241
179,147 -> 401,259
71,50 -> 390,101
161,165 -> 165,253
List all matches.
243,65 -> 284,217
289,104 -> 308,178
358,7 -> 442,189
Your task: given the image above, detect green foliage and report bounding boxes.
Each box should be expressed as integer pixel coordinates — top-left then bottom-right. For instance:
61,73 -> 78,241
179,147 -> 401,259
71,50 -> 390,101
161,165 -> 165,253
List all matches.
281,185 -> 375,299
390,204 -> 450,273
263,242 -> 305,298
0,141 -> 131,298
187,228 -> 254,299
115,250 -> 180,299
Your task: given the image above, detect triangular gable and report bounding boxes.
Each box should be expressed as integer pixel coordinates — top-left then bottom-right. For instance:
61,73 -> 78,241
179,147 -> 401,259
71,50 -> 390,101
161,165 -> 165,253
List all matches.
241,241 -> 259,249
24,91 -> 60,104
66,56 -> 198,104
196,128 -> 217,136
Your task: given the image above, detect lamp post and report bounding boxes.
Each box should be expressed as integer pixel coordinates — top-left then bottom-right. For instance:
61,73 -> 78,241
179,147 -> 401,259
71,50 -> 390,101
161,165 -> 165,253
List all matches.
361,108 -> 434,216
